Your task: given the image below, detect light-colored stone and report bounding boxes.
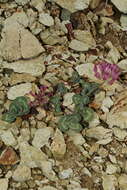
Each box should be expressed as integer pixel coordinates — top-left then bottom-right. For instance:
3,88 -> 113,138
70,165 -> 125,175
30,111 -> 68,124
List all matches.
111,0 -> 127,14
38,186 -> 57,190
3,56 -> 45,77
86,126 -> 112,140
67,130 -> 85,146
90,0 -> 102,9
74,30 -> 96,49
15,0 -> 30,5
39,13 -> 54,26
69,39 -> 92,52
20,28 -> 44,59
59,168 -> 73,179
51,129 -> 66,159
7,83 -> 32,100
0,18 -> 44,61
9,73 -> 36,85
102,174 -> 117,190
32,127 -> 53,149
120,15 -> 127,31
0,130 -> 17,147
101,97 -> 114,113
63,93 -> 75,107
53,0 -> 90,13
113,127 -> 127,140
106,164 -> 117,174
106,41 -> 120,64
106,90 -> 127,129
118,174 -> 127,190
12,165 -> 31,182
0,178 -> 8,190
20,141 -> 47,168
118,59 -> 127,71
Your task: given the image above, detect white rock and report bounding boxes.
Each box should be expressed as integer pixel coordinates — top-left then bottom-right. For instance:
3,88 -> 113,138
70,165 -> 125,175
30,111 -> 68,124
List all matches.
0,130 -> 17,147
74,30 -> 96,49
111,0 -> 127,14
53,0 -> 90,13
4,11 -> 29,28
101,97 -> 114,113
3,56 -> 45,77
63,93 -> 75,107
32,127 -> 53,149
102,174 -> 117,190
20,28 -> 44,59
15,0 -> 30,5
39,13 -> 54,26
0,178 -> 8,190
59,168 -> 73,179
118,174 -> 127,190
0,21 -> 44,61
12,165 -> 31,182
75,63 -> 101,83
7,83 -> 32,100
113,127 -> 127,140
118,59 -> 127,71
106,164 -> 117,174
38,186 -> 57,190
51,129 -> 66,159
120,15 -> 127,31
106,41 -> 120,64
67,130 -> 85,146
20,141 -> 47,168
69,39 -> 91,51
86,126 -> 112,140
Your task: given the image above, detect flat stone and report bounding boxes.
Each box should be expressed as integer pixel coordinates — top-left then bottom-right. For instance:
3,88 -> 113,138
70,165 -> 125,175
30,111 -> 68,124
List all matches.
74,30 -> 96,49
0,147 -> 19,165
39,13 -> 54,26
118,174 -> 127,190
113,127 -> 127,140
106,164 -> 117,174
3,56 -> 45,77
63,93 -> 75,107
12,165 -> 31,182
15,0 -> 30,5
59,168 -> 73,179
69,39 -> 91,51
0,178 -> 8,190
120,15 -> 127,31
20,28 -> 44,59
86,126 -> 112,140
9,73 -> 36,85
111,0 -> 127,13
53,0 -> 90,13
32,127 -> 53,149
0,130 -> 17,147
7,83 -> 32,100
19,141 -> 47,168
38,186 -> 57,190
51,129 -> 66,159
102,174 -> 117,190
0,17 -> 44,61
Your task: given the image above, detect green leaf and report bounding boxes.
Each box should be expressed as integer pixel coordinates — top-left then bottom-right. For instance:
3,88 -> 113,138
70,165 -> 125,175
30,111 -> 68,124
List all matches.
70,71 -> 81,84
81,107 -> 94,122
56,83 -> 68,95
2,112 -> 16,123
69,122 -> 83,132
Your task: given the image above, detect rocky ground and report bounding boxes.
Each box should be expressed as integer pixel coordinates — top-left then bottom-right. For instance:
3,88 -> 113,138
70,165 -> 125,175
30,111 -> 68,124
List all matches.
0,0 -> 127,190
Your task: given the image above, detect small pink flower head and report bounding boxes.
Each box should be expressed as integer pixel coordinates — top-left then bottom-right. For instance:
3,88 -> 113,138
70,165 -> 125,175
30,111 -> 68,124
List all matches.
94,61 -> 121,85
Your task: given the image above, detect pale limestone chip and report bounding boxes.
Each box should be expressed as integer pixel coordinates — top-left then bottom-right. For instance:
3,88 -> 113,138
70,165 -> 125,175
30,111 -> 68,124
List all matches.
113,127 -> 127,140
53,0 -> 90,13
0,178 -> 8,190
51,129 -> 66,159
69,39 -> 92,52
3,56 -> 45,77
106,90 -> 127,129
118,174 -> 127,190
86,126 -> 112,140
111,0 -> 127,14
102,174 -> 118,190
106,41 -> 120,64
32,127 -> 53,149
7,83 -> 32,100
39,13 -> 54,26
12,165 -> 31,182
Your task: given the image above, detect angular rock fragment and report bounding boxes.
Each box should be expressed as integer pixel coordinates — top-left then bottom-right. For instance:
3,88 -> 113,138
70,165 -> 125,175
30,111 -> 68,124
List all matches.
0,147 -> 19,165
